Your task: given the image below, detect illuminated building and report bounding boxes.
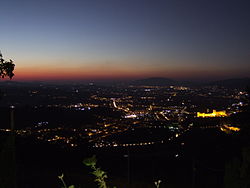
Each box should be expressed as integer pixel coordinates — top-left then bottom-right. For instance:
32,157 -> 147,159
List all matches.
220,125 -> 240,133
197,110 -> 227,118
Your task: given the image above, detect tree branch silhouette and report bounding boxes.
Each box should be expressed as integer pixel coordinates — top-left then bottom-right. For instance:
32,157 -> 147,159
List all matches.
0,51 -> 15,79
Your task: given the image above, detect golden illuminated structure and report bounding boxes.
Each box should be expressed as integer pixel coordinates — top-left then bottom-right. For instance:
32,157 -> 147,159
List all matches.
220,125 -> 240,133
197,110 -> 227,118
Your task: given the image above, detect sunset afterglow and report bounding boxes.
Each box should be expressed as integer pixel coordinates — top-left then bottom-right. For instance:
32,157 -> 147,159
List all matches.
1,0 -> 249,81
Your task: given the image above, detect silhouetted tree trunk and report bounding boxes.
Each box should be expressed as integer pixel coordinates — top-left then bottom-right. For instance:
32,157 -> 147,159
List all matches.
0,51 -> 16,187
224,147 -> 250,188
0,132 -> 16,188
224,87 -> 250,188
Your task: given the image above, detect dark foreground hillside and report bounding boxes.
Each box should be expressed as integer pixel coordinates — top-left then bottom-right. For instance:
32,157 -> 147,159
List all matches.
1,127 -> 237,188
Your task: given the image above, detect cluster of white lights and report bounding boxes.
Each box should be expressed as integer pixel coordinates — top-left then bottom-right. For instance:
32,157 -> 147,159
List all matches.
92,126 -> 191,148
93,141 -> 159,148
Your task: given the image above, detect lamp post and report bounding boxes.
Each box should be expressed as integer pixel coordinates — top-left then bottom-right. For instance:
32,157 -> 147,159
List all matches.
124,147 -> 130,185
10,105 -> 15,131
127,147 -> 130,185
9,105 -> 16,188
192,157 -> 196,188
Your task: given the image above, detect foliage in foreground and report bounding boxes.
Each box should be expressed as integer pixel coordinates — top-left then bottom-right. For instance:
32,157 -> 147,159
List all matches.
83,155 -> 109,188
58,174 -> 75,188
59,155 -> 162,188
58,155 -> 110,188
0,51 -> 15,79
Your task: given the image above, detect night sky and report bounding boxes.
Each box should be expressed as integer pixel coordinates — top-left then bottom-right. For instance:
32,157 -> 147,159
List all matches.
0,0 -> 250,81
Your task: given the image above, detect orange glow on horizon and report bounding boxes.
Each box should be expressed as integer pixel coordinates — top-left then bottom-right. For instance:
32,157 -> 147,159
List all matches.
13,66 -> 164,81
9,64 -> 249,81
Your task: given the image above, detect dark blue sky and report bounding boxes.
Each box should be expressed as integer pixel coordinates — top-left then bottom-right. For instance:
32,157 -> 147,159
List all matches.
1,0 -> 249,81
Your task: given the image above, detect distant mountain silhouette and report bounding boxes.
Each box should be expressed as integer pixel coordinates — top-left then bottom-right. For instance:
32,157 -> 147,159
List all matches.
0,80 -> 22,86
208,78 -> 250,88
0,80 -> 39,86
130,77 -> 177,86
1,77 -> 249,88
